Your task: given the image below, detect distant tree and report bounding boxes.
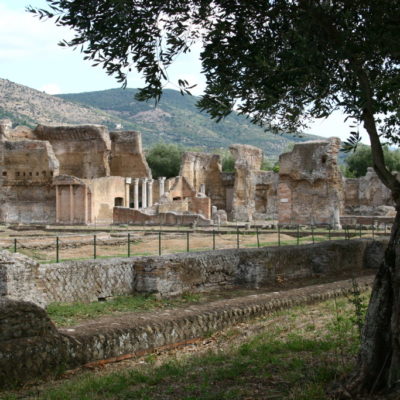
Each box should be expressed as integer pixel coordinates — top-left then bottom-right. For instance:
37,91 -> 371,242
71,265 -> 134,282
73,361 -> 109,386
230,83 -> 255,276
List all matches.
260,159 -> 273,171
146,143 -> 184,179
32,1 -> 400,396
345,145 -> 400,178
221,152 -> 235,172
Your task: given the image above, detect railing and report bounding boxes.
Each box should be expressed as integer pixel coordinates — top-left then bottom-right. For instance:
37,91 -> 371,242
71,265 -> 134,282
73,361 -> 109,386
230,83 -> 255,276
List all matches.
0,223 -> 391,264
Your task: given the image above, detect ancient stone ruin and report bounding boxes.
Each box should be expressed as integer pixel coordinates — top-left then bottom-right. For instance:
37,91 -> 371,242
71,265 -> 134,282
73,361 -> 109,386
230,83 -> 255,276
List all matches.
0,119 -> 211,225
278,138 -> 343,228
0,118 -> 396,227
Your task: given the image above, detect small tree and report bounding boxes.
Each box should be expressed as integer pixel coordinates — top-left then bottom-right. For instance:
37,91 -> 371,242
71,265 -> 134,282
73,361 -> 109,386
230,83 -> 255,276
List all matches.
146,143 -> 184,179
31,1 -> 400,396
345,145 -> 400,178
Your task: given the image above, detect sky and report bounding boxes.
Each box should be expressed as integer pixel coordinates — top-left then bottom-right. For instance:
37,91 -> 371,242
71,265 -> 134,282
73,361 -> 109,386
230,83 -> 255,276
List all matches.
0,0 -> 369,143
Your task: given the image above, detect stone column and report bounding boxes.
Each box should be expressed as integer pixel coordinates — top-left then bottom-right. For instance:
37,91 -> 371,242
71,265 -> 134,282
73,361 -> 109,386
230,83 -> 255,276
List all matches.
141,178 -> 148,209
83,186 -> 88,225
55,185 -> 60,223
133,178 -> 139,210
125,178 -> 131,207
158,177 -> 166,197
147,179 -> 154,207
69,184 -> 74,224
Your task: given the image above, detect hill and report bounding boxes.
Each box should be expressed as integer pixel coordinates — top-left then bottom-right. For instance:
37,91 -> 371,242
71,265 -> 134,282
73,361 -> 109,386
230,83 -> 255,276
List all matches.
0,78 -> 123,128
0,78 -> 322,159
58,88 -> 322,158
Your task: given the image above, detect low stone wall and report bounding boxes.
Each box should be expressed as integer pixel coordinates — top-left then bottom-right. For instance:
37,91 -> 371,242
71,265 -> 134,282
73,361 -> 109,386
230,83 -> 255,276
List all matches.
340,215 -> 394,226
0,298 -> 71,386
0,239 -> 386,307
0,276 -> 373,387
113,207 -> 212,226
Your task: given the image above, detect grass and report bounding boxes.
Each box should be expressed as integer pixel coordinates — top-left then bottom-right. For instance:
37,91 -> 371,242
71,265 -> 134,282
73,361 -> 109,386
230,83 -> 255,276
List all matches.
47,293 -> 204,326
3,291 -> 370,400
7,227 -> 379,263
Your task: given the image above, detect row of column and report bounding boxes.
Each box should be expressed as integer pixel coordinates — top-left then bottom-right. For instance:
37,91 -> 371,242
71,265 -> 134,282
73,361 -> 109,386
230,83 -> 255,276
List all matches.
130,177 -> 166,210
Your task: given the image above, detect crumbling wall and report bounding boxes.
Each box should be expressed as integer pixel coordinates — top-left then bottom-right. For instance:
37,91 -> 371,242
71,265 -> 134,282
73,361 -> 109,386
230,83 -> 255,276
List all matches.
180,152 -> 226,209
0,140 -> 59,224
0,298 -> 72,386
34,124 -> 111,179
167,176 -> 197,200
109,131 -> 151,178
0,119 -> 36,141
278,138 -> 343,226
0,239 -> 384,308
114,207 -> 212,226
344,167 -> 395,215
230,144 -> 263,221
254,171 -> 279,220
87,177 -> 127,224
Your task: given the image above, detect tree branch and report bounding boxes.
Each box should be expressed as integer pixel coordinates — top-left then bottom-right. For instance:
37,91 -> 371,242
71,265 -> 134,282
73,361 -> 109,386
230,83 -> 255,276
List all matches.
353,65 -> 400,202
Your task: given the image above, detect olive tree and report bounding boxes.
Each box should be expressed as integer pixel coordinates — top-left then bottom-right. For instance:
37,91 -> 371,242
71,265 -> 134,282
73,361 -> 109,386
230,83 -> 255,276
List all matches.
30,0 -> 400,395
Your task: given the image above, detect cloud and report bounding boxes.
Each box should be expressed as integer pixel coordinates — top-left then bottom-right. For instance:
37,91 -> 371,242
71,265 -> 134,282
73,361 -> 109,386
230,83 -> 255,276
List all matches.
0,3 -> 72,61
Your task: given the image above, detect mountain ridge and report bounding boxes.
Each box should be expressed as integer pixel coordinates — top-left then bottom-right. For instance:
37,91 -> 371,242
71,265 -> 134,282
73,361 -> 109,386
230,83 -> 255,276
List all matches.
0,78 -> 323,159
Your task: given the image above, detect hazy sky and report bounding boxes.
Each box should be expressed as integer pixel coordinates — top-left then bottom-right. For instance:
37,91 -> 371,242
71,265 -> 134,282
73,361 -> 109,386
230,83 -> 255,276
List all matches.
0,0 -> 369,143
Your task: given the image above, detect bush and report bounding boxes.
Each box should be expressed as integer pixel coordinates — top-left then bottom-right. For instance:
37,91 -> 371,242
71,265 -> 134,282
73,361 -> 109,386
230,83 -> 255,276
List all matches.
146,143 -> 184,178
221,153 -> 235,172
344,144 -> 400,177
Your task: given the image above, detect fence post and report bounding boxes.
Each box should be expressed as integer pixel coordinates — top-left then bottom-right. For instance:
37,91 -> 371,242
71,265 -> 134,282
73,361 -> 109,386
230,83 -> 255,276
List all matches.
311,224 -> 315,244
372,222 -> 375,239
128,233 -> 131,257
94,234 -> 97,259
56,236 -> 59,263
236,226 -> 240,249
328,226 -> 331,241
256,226 -> 260,248
159,231 -> 162,256
14,238 -> 17,253
359,224 -> 362,238
297,225 -> 300,246
213,230 -> 216,250
186,231 -> 190,252
278,224 -> 281,247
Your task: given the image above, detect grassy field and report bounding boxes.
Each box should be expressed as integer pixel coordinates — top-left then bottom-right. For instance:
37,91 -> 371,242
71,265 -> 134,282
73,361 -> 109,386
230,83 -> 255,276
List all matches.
0,225 -> 381,264
46,293 -> 204,327
2,290 -> 380,400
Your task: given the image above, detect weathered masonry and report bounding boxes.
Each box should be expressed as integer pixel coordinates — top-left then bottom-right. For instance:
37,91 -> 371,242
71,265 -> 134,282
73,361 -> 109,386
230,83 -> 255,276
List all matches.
0,238 -> 384,386
0,239 -> 385,307
0,118 -> 396,226
0,119 -> 212,225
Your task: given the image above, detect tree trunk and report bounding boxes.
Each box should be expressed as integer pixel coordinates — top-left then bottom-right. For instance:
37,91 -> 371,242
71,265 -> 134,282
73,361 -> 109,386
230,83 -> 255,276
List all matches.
348,205 -> 400,395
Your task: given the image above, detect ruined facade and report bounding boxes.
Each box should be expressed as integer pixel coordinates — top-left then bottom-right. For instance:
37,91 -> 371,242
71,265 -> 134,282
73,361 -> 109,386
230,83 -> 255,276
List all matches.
0,120 -> 210,226
343,167 -> 395,216
278,138 -> 343,227
0,117 -> 396,227
0,121 -> 60,224
180,144 -> 279,222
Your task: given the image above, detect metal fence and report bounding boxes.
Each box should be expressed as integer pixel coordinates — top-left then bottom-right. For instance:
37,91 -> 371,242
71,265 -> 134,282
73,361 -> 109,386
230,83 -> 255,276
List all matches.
1,223 -> 391,264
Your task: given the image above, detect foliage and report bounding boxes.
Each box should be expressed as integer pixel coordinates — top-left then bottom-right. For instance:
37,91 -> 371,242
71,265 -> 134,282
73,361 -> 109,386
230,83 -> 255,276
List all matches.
345,279 -> 368,338
221,152 -> 235,172
146,142 -> 184,178
344,144 -> 400,178
30,1 -> 400,143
